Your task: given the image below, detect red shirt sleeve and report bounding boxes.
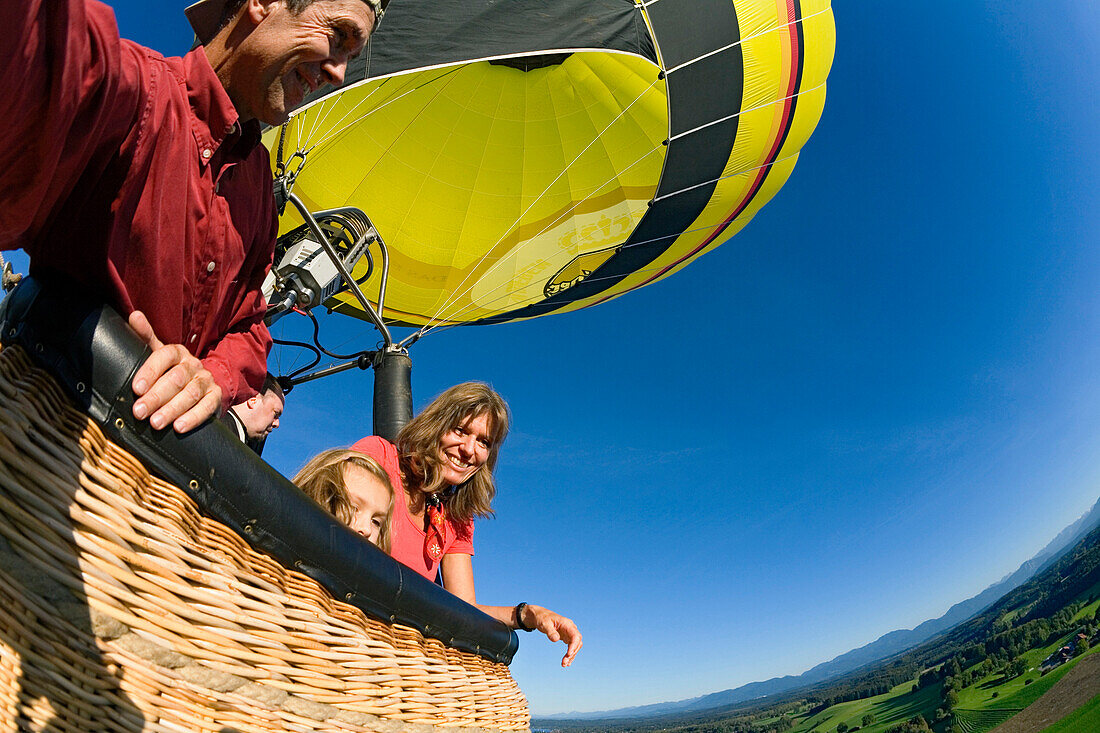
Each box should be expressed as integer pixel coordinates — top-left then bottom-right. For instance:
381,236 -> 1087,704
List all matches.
201,194 -> 277,410
0,0 -> 134,249
447,518 -> 475,556
202,320 -> 271,412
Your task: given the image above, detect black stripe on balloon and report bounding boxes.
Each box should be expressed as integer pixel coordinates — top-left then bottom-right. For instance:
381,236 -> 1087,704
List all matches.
305,0 -> 655,106
673,0 -> 808,257
476,0 -> 743,326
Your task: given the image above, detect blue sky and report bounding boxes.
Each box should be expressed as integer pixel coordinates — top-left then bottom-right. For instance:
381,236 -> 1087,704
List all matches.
14,0 -> 1100,716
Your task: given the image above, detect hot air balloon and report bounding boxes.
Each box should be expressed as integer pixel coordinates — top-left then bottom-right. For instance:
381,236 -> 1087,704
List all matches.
262,0 -> 836,429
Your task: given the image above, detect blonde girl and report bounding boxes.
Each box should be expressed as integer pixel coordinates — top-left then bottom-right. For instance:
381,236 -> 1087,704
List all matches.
294,449 -> 395,552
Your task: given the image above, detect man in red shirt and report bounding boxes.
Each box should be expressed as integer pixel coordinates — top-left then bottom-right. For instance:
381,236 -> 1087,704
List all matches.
0,0 -> 380,433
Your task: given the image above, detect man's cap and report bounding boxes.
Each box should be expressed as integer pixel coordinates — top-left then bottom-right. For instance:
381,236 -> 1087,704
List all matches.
185,0 -> 388,46
184,0 -> 224,45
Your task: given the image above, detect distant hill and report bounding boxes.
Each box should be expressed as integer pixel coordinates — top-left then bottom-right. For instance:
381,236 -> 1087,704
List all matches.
542,497 -> 1100,722
801,495 -> 1100,678
541,512 -> 1100,733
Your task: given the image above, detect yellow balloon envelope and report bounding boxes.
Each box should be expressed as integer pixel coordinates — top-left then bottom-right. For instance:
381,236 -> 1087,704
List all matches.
266,0 -> 836,330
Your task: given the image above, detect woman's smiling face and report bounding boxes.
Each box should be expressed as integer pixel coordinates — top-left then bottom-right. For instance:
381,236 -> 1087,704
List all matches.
437,412 -> 492,486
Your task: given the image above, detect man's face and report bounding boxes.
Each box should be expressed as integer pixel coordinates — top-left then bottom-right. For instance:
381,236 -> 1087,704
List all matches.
232,0 -> 376,125
237,389 -> 285,439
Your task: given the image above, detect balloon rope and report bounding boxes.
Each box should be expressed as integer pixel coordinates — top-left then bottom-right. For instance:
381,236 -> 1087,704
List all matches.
418,230 -> 735,333
282,77 -> 397,170
316,71 -> 454,155
414,75 -> 661,336
418,142 -> 661,334
663,4 -> 832,76
294,68 -> 463,177
291,97 -> 339,158
655,82 -> 826,203
305,74 -> 388,149
419,147 -> 805,331
305,98 -> 331,147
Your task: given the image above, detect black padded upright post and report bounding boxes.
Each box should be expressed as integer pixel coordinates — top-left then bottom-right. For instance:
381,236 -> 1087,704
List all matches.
373,349 -> 412,443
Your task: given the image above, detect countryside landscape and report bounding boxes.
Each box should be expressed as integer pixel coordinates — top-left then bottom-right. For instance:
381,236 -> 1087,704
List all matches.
536,502 -> 1100,733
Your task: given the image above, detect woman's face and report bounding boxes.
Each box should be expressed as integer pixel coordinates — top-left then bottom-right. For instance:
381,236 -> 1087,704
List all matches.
344,464 -> 390,546
437,412 -> 492,486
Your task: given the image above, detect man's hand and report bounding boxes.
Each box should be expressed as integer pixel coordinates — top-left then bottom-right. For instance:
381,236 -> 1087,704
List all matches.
129,310 -> 222,433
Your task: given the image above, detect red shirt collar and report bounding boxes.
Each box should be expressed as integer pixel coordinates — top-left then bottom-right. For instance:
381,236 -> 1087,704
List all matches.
183,47 -> 262,165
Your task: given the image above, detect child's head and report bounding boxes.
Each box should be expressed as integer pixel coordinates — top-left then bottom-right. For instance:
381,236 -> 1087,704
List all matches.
293,449 -> 395,552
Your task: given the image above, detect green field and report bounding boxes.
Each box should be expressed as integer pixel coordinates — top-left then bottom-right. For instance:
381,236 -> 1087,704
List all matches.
956,642 -> 1077,710
952,708 -> 1020,733
953,629 -> 1096,716
790,680 -> 942,733
1038,693 -> 1100,733
786,643 -> 1098,733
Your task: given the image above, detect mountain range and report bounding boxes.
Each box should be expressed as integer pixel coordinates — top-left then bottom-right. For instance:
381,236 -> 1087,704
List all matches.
541,496 -> 1100,721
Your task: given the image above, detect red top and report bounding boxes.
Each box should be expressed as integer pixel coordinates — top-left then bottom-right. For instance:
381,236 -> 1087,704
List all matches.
351,436 -> 474,581
0,0 -> 277,408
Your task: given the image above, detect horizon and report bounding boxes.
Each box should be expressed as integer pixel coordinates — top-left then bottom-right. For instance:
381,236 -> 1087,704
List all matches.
537,492 -> 1100,718
9,0 -> 1098,716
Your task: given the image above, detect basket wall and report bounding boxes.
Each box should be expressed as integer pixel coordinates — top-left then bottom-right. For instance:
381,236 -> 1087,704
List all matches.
0,346 -> 530,732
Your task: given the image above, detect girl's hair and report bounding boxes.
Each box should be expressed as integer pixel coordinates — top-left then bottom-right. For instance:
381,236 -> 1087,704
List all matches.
293,448 -> 394,552
396,382 -> 510,524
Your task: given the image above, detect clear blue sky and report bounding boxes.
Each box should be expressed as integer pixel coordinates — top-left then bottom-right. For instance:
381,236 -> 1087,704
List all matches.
15,0 -> 1100,716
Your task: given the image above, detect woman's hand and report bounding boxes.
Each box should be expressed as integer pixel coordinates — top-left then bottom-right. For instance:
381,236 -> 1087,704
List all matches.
441,555 -> 583,667
520,604 -> 583,667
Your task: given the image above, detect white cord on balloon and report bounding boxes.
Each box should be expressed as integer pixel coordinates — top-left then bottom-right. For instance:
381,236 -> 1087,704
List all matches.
663,4 -> 834,76
413,73 -> 662,337
419,145 -> 805,330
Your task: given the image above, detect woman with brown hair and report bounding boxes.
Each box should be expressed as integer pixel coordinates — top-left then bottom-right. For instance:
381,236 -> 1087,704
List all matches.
352,382 -> 582,666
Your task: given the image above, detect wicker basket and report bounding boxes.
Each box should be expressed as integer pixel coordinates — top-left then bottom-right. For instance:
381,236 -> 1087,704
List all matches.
0,345 -> 530,732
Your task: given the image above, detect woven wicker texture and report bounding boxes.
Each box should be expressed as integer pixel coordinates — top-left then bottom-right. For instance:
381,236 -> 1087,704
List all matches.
0,346 -> 530,732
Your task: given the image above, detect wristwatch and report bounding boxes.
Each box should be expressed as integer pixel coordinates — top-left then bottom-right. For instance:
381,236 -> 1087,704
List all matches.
514,602 -> 535,632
